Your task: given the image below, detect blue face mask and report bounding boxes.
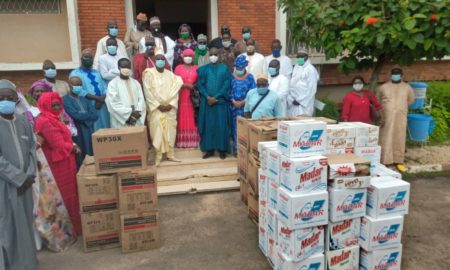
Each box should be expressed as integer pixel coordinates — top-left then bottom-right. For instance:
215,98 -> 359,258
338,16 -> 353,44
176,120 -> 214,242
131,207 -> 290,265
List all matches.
156,59 -> 166,69
107,45 -> 118,55
257,87 -> 269,95
0,100 -> 16,115
272,49 -> 281,57
109,28 -> 118,37
44,68 -> 57,78
72,86 -> 83,95
235,68 -> 246,76
391,74 -> 402,82
198,44 -> 207,51
242,32 -> 251,40
268,67 -> 278,76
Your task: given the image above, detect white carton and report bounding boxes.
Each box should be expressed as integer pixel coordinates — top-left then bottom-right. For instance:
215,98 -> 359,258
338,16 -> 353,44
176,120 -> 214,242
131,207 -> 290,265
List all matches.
259,224 -> 268,256
279,155 -> 328,193
326,245 -> 359,270
360,244 -> 402,270
267,207 -> 278,263
258,141 -> 278,171
371,163 -> 402,179
259,169 -> 269,226
345,122 -> 379,137
269,179 -> 280,209
354,146 -> 381,164
278,252 -> 325,270
326,124 -> 356,139
327,138 -> 355,150
326,219 -> 360,250
267,147 -> 282,184
326,148 -> 354,155
355,136 -> 379,147
278,188 -> 328,229
367,177 -> 410,218
278,222 -> 325,262
277,121 -> 327,158
359,216 -> 403,251
328,187 -> 367,222
328,176 -> 372,189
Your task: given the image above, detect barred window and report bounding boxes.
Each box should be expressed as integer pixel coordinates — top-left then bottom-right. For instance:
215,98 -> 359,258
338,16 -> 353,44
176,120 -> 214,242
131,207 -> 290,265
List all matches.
0,0 -> 61,14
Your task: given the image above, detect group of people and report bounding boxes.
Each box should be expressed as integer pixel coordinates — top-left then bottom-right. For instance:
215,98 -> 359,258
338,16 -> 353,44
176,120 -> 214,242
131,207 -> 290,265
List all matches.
1,12 -> 415,270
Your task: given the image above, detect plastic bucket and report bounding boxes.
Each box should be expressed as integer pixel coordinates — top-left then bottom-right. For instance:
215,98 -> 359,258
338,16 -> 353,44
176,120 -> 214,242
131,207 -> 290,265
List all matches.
408,82 -> 428,110
407,113 -> 433,142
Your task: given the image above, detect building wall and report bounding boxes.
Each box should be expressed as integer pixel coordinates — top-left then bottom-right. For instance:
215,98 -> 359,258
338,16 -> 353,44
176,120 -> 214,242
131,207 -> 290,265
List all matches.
217,0 -> 276,55
0,70 -> 71,94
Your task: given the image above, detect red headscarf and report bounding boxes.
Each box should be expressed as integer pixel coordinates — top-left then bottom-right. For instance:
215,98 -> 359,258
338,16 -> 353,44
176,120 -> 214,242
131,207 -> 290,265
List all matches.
182,48 -> 195,57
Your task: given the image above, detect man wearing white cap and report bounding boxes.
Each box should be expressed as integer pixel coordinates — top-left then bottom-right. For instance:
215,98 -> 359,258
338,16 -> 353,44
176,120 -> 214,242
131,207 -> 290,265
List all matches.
287,48 -> 319,116
244,74 -> 283,120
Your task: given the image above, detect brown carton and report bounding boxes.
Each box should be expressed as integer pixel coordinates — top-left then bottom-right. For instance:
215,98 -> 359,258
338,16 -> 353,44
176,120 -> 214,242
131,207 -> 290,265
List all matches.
81,210 -> 121,252
118,166 -> 158,214
248,186 -> 258,225
249,120 -> 278,158
121,211 -> 160,253
326,153 -> 371,179
237,116 -> 251,150
77,156 -> 118,213
237,145 -> 248,181
92,126 -> 149,174
240,178 -> 249,205
247,154 -> 260,193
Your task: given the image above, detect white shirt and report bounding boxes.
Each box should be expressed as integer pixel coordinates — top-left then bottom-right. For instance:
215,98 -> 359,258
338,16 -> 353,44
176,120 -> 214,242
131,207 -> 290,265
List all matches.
93,35 -> 128,68
287,60 -> 319,117
139,36 -> 176,68
240,52 -> 265,81
264,54 -> 293,79
269,74 -> 289,117
98,53 -> 125,84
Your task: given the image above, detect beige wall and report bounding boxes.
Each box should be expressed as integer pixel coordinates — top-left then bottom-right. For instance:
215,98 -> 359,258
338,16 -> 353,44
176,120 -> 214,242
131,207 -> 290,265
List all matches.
0,0 -> 71,63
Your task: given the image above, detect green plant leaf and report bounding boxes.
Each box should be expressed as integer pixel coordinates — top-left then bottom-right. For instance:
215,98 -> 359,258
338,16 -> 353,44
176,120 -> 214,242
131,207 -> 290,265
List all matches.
403,17 -> 417,30
412,33 -> 424,43
424,39 -> 433,51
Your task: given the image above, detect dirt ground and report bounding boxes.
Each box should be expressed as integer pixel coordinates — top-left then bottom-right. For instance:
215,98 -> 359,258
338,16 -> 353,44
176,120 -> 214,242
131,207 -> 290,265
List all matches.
405,141 -> 450,165
37,176 -> 450,270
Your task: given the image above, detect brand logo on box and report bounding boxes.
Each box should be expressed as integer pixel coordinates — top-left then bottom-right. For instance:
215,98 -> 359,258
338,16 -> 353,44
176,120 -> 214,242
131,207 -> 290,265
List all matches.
300,262 -> 322,270
337,192 -> 365,213
332,219 -> 352,235
96,136 -> 123,143
361,149 -> 377,154
280,226 -> 292,236
374,252 -> 400,270
296,200 -> 325,221
282,161 -> 292,168
380,191 -> 407,211
297,166 -> 324,183
330,249 -> 351,266
373,224 -> 400,244
300,231 -> 321,249
293,130 -> 324,150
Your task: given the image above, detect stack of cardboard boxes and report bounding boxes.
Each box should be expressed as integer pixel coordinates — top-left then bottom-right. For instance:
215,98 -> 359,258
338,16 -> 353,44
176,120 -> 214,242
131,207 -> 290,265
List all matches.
78,126 -> 160,253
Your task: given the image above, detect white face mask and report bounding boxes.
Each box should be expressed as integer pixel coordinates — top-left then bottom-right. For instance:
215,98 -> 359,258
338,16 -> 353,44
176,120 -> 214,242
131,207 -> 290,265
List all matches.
120,68 -> 131,77
183,56 -> 193,64
353,83 -> 364,91
209,55 -> 219,63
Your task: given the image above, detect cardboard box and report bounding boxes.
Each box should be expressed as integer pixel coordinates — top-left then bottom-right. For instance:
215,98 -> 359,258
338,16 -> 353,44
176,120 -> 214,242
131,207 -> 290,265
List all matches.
120,211 -> 160,253
247,154 -> 260,192
278,222 -> 325,262
359,216 -> 404,251
327,138 -> 355,150
328,176 -> 371,189
328,187 -> 367,222
267,207 -> 278,263
371,163 -> 402,179
360,245 -> 402,270
259,169 -> 269,226
240,179 -> 249,205
269,179 -> 279,209
367,177 -> 410,218
354,146 -> 381,164
92,126 -> 148,174
258,141 -> 278,171
249,120 -> 279,158
237,145 -> 248,181
81,210 -> 120,252
277,121 -> 327,158
326,245 -> 359,270
77,157 -> 118,213
326,219 -> 360,251
237,116 -> 251,149
279,155 -> 328,193
117,167 -> 157,214
326,124 -> 356,139
327,154 -> 371,179
294,116 -> 337,125
355,136 -> 379,147
248,187 -> 259,224
278,188 -> 328,229
278,252 -> 325,270
259,224 -> 268,256
326,148 -> 354,155
267,147 -> 282,185
345,122 -> 379,137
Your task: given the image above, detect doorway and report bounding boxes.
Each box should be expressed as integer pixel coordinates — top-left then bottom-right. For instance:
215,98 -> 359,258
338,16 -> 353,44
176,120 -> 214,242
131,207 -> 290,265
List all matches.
134,0 -> 209,41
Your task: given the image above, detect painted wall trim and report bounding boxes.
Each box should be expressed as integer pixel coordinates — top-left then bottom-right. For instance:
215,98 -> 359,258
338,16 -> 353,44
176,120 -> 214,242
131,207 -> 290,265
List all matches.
210,0 -> 219,40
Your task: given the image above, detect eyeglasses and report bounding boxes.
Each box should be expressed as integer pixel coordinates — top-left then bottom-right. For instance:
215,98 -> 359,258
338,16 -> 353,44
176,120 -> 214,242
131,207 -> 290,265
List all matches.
198,42 -> 207,45
109,26 -> 118,29
145,43 -> 156,47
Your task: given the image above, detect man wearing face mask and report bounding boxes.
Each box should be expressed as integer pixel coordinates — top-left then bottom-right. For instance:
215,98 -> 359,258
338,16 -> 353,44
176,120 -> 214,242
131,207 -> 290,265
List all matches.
125,12 -> 151,57
239,39 -> 265,81
209,24 -> 237,49
99,38 -> 127,85
0,79 -> 38,270
40,59 -> 70,97
63,76 -> 98,167
143,53 -> 183,166
263,39 -> 293,79
287,48 -> 319,117
377,68 -> 415,171
194,34 -> 210,67
70,48 -> 110,130
94,20 -> 127,68
139,16 -> 176,68
106,58 -> 146,128
218,32 -> 236,72
234,26 -> 260,56
244,74 -> 282,120
267,59 -> 289,116
197,47 -> 232,159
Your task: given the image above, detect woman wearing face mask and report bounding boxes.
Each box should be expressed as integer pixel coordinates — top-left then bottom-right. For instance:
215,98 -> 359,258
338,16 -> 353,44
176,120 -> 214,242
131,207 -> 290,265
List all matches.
341,76 -> 382,124
173,24 -> 198,70
34,92 -> 82,236
230,55 -> 256,155
174,49 -> 200,148
41,59 -> 71,97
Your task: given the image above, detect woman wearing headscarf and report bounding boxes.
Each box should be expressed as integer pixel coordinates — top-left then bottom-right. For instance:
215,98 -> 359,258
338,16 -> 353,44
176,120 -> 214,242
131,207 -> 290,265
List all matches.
173,24 -> 198,70
34,92 -> 81,235
230,55 -> 256,155
174,49 -> 200,148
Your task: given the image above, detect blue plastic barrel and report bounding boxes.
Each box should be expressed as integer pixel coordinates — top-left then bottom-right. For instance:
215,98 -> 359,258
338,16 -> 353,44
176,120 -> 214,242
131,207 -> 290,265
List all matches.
407,114 -> 434,142
409,82 -> 428,110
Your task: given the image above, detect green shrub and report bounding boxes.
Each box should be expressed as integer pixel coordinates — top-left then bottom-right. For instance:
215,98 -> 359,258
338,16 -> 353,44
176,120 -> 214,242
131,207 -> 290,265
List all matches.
425,81 -> 450,143
315,98 -> 340,121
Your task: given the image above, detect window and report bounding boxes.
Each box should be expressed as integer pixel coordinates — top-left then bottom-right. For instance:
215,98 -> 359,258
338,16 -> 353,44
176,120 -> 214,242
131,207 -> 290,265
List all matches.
0,0 -> 61,14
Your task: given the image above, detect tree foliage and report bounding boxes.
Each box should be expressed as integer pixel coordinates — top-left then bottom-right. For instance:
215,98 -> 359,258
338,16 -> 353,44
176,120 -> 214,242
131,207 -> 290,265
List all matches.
279,0 -> 450,84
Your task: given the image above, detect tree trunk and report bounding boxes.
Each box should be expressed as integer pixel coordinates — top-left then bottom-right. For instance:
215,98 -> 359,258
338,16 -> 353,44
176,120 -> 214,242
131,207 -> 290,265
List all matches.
369,54 -> 386,92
